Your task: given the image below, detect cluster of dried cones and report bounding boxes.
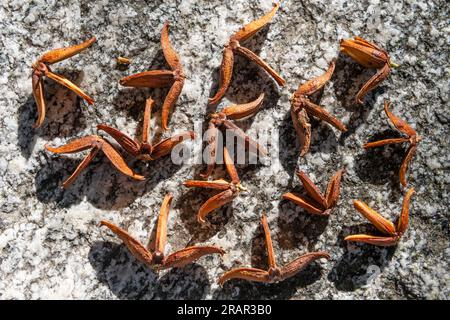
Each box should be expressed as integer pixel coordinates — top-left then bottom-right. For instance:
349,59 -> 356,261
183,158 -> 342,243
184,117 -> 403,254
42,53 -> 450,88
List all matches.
32,3 -> 420,286
38,23 -> 195,188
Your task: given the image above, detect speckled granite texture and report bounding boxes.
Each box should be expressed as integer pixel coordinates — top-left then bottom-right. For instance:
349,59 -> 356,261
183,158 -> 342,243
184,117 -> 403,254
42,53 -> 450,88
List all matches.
0,0 -> 448,299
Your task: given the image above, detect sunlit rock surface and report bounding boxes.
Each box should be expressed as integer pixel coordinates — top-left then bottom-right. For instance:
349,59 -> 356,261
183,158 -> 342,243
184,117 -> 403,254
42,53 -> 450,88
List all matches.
0,0 -> 448,299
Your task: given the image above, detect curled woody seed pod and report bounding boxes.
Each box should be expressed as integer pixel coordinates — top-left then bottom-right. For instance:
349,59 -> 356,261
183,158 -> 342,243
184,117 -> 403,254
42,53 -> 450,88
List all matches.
98,97 -> 194,162
32,36 -> 96,128
201,94 -> 267,179
209,3 -> 284,104
344,188 -> 415,246
45,135 -> 144,188
198,189 -> 238,223
184,147 -> 246,223
119,22 -> 184,130
340,36 -> 398,104
363,101 -> 421,187
282,168 -> 344,216
183,179 -> 232,190
117,56 -> 131,65
154,193 -> 174,259
221,92 -> 265,120
353,200 -> 397,236
38,37 -> 97,65
161,246 -> 225,269
100,220 -> 154,267
218,214 -> 330,285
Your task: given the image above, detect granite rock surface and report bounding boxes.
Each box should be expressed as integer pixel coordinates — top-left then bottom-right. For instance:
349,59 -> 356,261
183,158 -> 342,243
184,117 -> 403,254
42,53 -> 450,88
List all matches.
0,0 -> 448,299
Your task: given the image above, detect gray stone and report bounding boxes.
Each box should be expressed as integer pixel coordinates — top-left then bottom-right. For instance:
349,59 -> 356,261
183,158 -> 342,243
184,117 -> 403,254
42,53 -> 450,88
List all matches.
0,0 -> 448,299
